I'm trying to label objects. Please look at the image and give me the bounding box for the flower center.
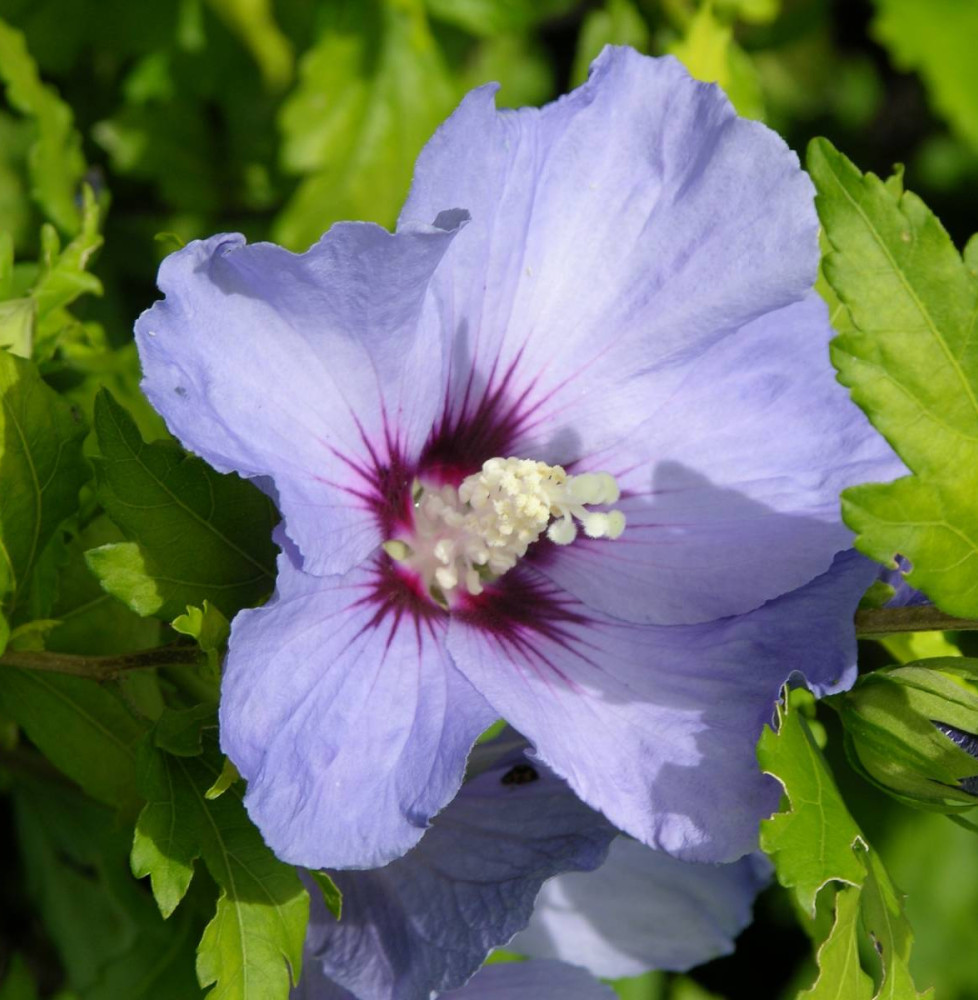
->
[383,457,625,604]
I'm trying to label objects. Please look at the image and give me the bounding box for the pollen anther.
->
[386,457,625,602]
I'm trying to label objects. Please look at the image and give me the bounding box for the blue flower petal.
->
[137,218,465,578]
[290,959,615,1000]
[303,740,614,999]
[440,960,616,999]
[448,552,875,862]
[512,838,770,976]
[534,293,903,624]
[401,48,820,492]
[221,533,496,869]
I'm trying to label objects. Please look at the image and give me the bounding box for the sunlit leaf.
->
[131,741,201,920]
[424,0,576,36]
[29,185,104,360]
[880,630,961,666]
[0,17,85,233]
[668,1,764,119]
[460,34,554,108]
[32,187,102,319]
[570,0,649,88]
[171,602,230,658]
[275,0,456,250]
[204,756,240,800]
[759,693,934,998]
[203,0,293,91]
[872,0,978,154]
[810,138,978,618]
[45,514,162,657]
[799,886,874,1000]
[132,739,309,999]
[758,693,866,916]
[715,0,780,24]
[0,298,33,357]
[306,870,342,921]
[880,810,978,996]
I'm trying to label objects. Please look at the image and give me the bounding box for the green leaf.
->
[0,17,85,233]
[872,0,978,154]
[607,971,666,999]
[6,617,59,651]
[29,185,103,359]
[85,541,168,617]
[132,740,309,999]
[205,756,240,800]
[0,350,88,634]
[0,668,145,809]
[759,693,934,998]
[203,0,293,90]
[172,601,230,661]
[879,809,978,996]
[46,514,162,656]
[965,233,978,275]
[153,704,219,757]
[90,390,276,620]
[834,661,978,809]
[799,886,875,1000]
[32,188,102,317]
[0,232,12,300]
[131,740,201,920]
[424,0,576,36]
[861,848,914,977]
[13,777,202,999]
[93,96,223,217]
[0,954,38,1000]
[758,694,866,916]
[0,298,34,357]
[458,34,554,109]
[667,1,764,119]
[570,0,649,88]
[879,630,961,666]
[715,0,780,24]
[307,870,343,921]
[172,602,228,689]
[274,0,457,250]
[809,138,978,618]
[667,980,723,1000]
[0,117,32,254]
[58,336,168,446]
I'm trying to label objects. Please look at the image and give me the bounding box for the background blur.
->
[1,0,977,997]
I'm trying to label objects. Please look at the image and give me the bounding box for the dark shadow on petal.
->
[451,464,871,860]
[531,460,853,628]
[301,740,613,999]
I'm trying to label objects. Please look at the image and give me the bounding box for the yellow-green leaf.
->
[810,137,978,618]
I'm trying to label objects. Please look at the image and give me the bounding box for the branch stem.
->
[0,643,205,680]
[855,606,978,637]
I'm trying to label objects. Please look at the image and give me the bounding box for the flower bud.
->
[835,658,978,809]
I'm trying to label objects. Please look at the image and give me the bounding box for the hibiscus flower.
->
[136,47,899,870]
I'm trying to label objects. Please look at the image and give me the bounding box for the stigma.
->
[383,457,625,604]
